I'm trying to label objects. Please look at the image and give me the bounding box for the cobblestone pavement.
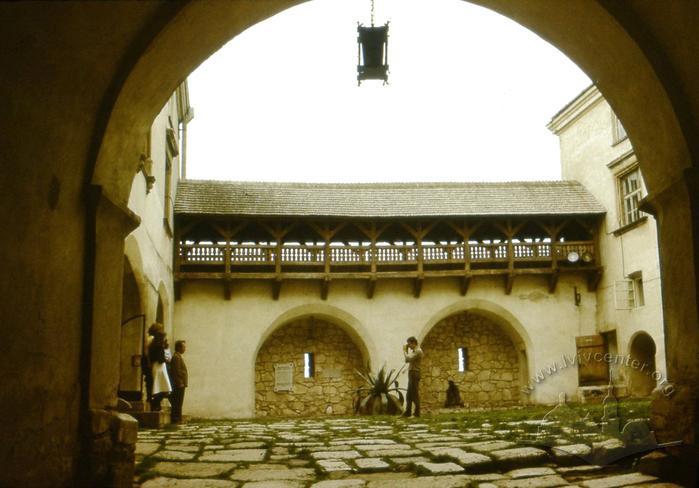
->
[134,416,680,487]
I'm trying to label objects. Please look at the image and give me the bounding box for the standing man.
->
[402,336,423,417]
[169,340,188,424]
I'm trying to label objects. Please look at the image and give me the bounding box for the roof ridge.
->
[179,179,580,187]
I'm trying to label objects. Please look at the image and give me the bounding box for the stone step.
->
[132,410,170,429]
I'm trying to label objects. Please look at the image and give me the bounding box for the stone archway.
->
[421,311,521,411]
[628,332,657,397]
[255,315,365,417]
[85,0,699,443]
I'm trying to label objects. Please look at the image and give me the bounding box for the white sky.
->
[186,0,591,183]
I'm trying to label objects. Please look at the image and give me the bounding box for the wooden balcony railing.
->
[178,241,596,270]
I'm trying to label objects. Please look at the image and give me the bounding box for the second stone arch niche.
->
[255,316,365,417]
[421,311,522,410]
[627,332,657,397]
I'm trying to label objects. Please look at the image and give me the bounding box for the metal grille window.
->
[619,168,643,226]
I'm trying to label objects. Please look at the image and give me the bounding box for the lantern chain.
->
[370,0,375,26]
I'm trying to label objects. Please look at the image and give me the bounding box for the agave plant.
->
[353,364,406,415]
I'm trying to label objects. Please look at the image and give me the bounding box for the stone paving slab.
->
[152,450,197,461]
[365,448,423,457]
[228,441,268,449]
[311,450,362,460]
[307,445,354,453]
[164,445,201,453]
[311,481,367,488]
[141,477,238,488]
[151,462,237,478]
[415,461,465,474]
[331,439,396,446]
[465,440,517,453]
[317,459,353,473]
[389,456,430,465]
[136,442,161,456]
[240,481,304,488]
[230,466,315,481]
[578,473,658,488]
[365,474,472,488]
[359,443,413,451]
[506,467,557,479]
[429,447,493,471]
[551,444,592,465]
[200,449,267,463]
[354,457,390,471]
[494,475,568,487]
[489,447,548,468]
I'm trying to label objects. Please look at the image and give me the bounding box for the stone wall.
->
[421,312,520,410]
[255,317,364,417]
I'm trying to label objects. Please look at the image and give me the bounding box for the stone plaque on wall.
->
[322,367,342,379]
[274,362,294,392]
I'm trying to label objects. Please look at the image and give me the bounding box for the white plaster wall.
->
[554,89,667,385]
[175,273,595,418]
[125,97,180,338]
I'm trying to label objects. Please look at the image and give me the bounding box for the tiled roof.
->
[174,180,606,218]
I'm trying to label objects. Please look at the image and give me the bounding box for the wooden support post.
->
[587,268,603,291]
[367,277,376,299]
[460,274,471,296]
[549,269,560,293]
[505,273,514,295]
[272,278,282,300]
[174,225,182,301]
[321,277,330,300]
[542,221,564,294]
[260,221,294,298]
[496,219,523,295]
[401,221,435,298]
[413,277,423,298]
[448,220,477,295]
[223,280,232,300]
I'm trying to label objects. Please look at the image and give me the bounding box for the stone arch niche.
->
[255,315,366,417]
[421,310,522,410]
[118,255,145,400]
[628,332,657,397]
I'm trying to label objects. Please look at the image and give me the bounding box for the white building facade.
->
[548,85,667,398]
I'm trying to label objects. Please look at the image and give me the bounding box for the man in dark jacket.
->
[169,340,188,423]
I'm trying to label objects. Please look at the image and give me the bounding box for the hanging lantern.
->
[357,0,389,85]
[357,24,389,85]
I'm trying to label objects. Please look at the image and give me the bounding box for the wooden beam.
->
[177,220,199,239]
[175,266,600,282]
[223,280,232,300]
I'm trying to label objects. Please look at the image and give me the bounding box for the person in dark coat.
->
[168,340,188,423]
